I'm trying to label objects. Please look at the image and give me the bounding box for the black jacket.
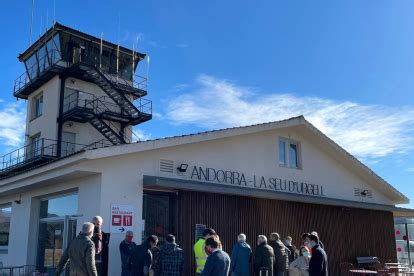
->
[254,242,275,276]
[285,244,297,263]
[309,245,328,276]
[129,241,153,276]
[268,240,289,272]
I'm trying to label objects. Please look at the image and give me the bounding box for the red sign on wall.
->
[110,204,134,234]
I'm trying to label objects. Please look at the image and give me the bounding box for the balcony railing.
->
[14,47,148,97]
[0,138,111,174]
[62,90,152,119]
[13,49,64,96]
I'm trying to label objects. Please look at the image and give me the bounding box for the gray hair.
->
[126,230,134,237]
[82,222,94,235]
[238,233,246,242]
[270,232,280,240]
[92,216,103,224]
[311,231,319,237]
[258,235,267,244]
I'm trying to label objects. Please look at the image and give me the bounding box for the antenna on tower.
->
[116,12,121,82]
[100,32,103,72]
[146,55,150,89]
[29,0,35,45]
[132,42,135,84]
[39,15,43,37]
[53,0,56,24]
[46,9,49,32]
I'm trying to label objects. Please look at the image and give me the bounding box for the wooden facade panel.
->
[177,191,397,275]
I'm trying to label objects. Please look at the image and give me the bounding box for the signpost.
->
[110,204,134,234]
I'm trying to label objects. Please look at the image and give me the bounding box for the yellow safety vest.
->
[194,239,207,273]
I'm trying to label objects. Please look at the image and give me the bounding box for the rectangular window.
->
[31,93,43,119]
[289,143,298,168]
[278,140,286,165]
[278,137,301,169]
[40,193,78,218]
[0,206,11,247]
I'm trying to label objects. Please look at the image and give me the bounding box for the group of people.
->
[54,217,328,276]
[193,229,328,276]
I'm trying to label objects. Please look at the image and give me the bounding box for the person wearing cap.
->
[194,228,218,275]
[310,231,325,250]
[120,231,136,276]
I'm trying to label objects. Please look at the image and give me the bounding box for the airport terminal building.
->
[0,23,413,275]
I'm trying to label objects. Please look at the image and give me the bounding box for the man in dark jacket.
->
[129,235,158,276]
[283,236,297,263]
[305,234,328,276]
[202,236,230,276]
[154,234,184,276]
[230,233,252,276]
[254,235,274,276]
[91,216,110,276]
[268,233,289,276]
[56,222,97,276]
[120,230,136,276]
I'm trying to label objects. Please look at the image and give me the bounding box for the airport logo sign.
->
[178,164,325,197]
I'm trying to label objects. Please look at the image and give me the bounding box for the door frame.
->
[142,190,178,244]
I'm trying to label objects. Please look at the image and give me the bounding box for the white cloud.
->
[0,101,26,150]
[165,74,414,160]
[132,128,152,142]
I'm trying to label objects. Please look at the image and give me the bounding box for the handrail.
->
[63,90,152,117]
[14,47,148,96]
[0,138,105,172]
[14,49,63,95]
[62,90,147,144]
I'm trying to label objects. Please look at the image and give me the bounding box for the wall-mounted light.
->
[14,194,21,204]
[177,163,189,173]
[361,190,369,197]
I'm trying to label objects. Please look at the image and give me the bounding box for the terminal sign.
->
[188,165,325,197]
[110,204,134,234]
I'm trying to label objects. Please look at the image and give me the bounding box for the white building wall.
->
[26,76,61,141]
[0,174,102,267]
[25,75,134,148]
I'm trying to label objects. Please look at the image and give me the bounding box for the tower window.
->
[31,93,43,119]
[278,137,301,169]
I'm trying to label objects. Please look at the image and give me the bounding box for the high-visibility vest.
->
[194,239,207,273]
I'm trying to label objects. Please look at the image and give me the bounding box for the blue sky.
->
[0,0,413,207]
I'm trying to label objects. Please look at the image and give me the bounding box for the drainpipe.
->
[57,74,66,157]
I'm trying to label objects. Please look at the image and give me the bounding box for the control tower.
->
[1,22,152,176]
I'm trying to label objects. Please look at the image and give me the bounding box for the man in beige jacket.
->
[56,222,98,276]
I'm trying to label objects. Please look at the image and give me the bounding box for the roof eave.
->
[18,22,146,62]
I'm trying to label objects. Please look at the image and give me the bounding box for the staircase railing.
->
[62,90,146,144]
[63,90,151,119]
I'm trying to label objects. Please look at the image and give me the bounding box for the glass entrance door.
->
[36,193,79,275]
[143,191,177,246]
[36,217,77,275]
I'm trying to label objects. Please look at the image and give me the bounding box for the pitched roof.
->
[88,115,409,204]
